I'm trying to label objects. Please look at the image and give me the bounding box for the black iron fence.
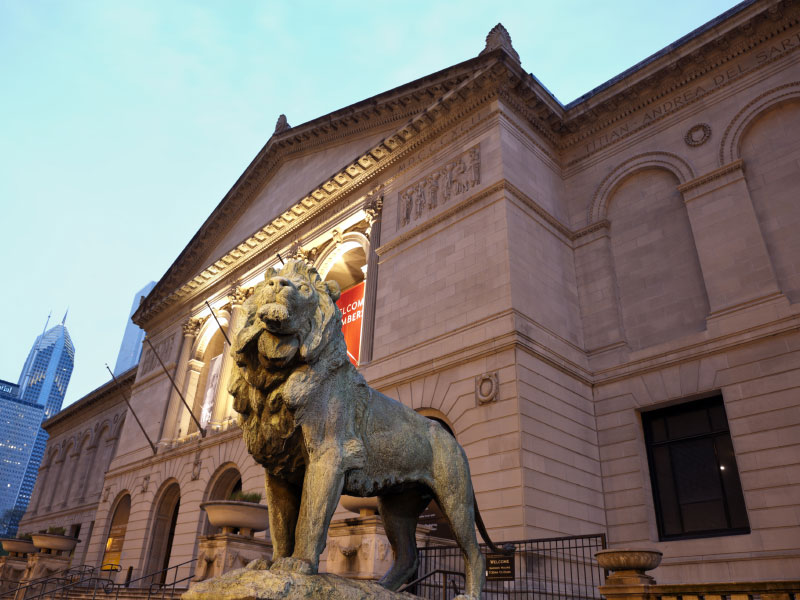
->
[409,534,607,600]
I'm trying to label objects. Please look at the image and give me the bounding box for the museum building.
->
[18,0,800,589]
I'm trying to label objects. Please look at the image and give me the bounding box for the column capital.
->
[183,317,204,337]
[227,286,250,306]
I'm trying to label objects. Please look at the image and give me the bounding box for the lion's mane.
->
[228,260,347,480]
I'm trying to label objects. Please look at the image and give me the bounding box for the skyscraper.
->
[113,281,155,376]
[0,380,45,536]
[0,314,74,536]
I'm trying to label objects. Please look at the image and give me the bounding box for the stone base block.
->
[183,566,418,599]
[21,552,71,583]
[0,556,28,594]
[193,533,273,583]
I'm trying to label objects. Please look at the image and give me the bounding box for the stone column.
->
[210,287,248,428]
[179,359,205,437]
[158,317,203,446]
[359,196,382,365]
[678,160,785,329]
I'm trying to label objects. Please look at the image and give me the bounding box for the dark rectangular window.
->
[642,395,750,540]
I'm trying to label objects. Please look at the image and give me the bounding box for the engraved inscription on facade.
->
[397,146,480,228]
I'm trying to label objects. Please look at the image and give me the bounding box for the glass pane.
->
[666,406,710,439]
[708,401,728,432]
[648,416,668,443]
[681,499,727,532]
[715,434,750,530]
[652,446,682,536]
[671,438,722,504]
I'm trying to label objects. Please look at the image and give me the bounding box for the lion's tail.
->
[474,498,514,555]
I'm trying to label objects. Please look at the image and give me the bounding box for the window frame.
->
[642,394,751,541]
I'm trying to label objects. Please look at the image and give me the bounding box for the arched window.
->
[101,494,131,570]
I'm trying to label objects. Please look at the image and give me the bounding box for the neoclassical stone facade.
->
[21,0,800,587]
[18,369,131,566]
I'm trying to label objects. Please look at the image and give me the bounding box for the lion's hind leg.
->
[377,490,429,591]
[433,475,485,600]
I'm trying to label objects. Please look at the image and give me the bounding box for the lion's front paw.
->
[245,558,270,570]
[270,556,316,575]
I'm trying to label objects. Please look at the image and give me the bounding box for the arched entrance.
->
[145,482,180,583]
[318,235,368,366]
[101,493,131,570]
[203,465,242,535]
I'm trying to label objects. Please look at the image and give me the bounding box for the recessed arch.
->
[416,407,456,438]
[201,462,244,536]
[143,479,181,583]
[588,151,694,223]
[315,232,369,286]
[719,81,800,166]
[101,491,131,570]
[192,311,230,361]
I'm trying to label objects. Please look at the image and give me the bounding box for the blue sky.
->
[0,0,741,407]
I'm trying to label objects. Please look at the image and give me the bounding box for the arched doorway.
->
[203,466,242,535]
[101,493,131,570]
[145,482,180,583]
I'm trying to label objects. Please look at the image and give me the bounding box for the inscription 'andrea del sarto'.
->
[580,31,800,157]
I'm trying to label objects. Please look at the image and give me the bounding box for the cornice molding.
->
[677,159,744,195]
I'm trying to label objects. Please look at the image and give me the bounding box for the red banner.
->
[336,281,365,366]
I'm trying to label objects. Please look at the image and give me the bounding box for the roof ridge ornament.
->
[480,23,520,63]
[274,114,290,135]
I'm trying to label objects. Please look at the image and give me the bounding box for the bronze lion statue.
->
[228,259,504,599]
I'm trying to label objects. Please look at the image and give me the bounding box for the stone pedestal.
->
[0,555,28,594]
[326,513,434,581]
[20,552,72,587]
[192,534,273,583]
[184,566,417,599]
[596,548,662,600]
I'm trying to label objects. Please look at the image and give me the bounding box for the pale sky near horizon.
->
[0,0,741,408]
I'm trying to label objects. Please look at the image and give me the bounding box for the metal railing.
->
[412,533,607,600]
[0,564,98,599]
[400,570,466,599]
[17,558,195,600]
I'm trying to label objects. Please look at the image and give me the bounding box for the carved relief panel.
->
[396,145,480,228]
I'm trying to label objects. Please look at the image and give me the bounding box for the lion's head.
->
[233,259,343,369]
[227,260,347,473]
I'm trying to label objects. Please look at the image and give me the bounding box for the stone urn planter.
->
[340,495,379,517]
[31,533,80,555]
[595,548,662,585]
[0,537,36,557]
[201,500,269,537]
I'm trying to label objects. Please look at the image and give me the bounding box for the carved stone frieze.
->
[140,334,176,375]
[397,146,480,228]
